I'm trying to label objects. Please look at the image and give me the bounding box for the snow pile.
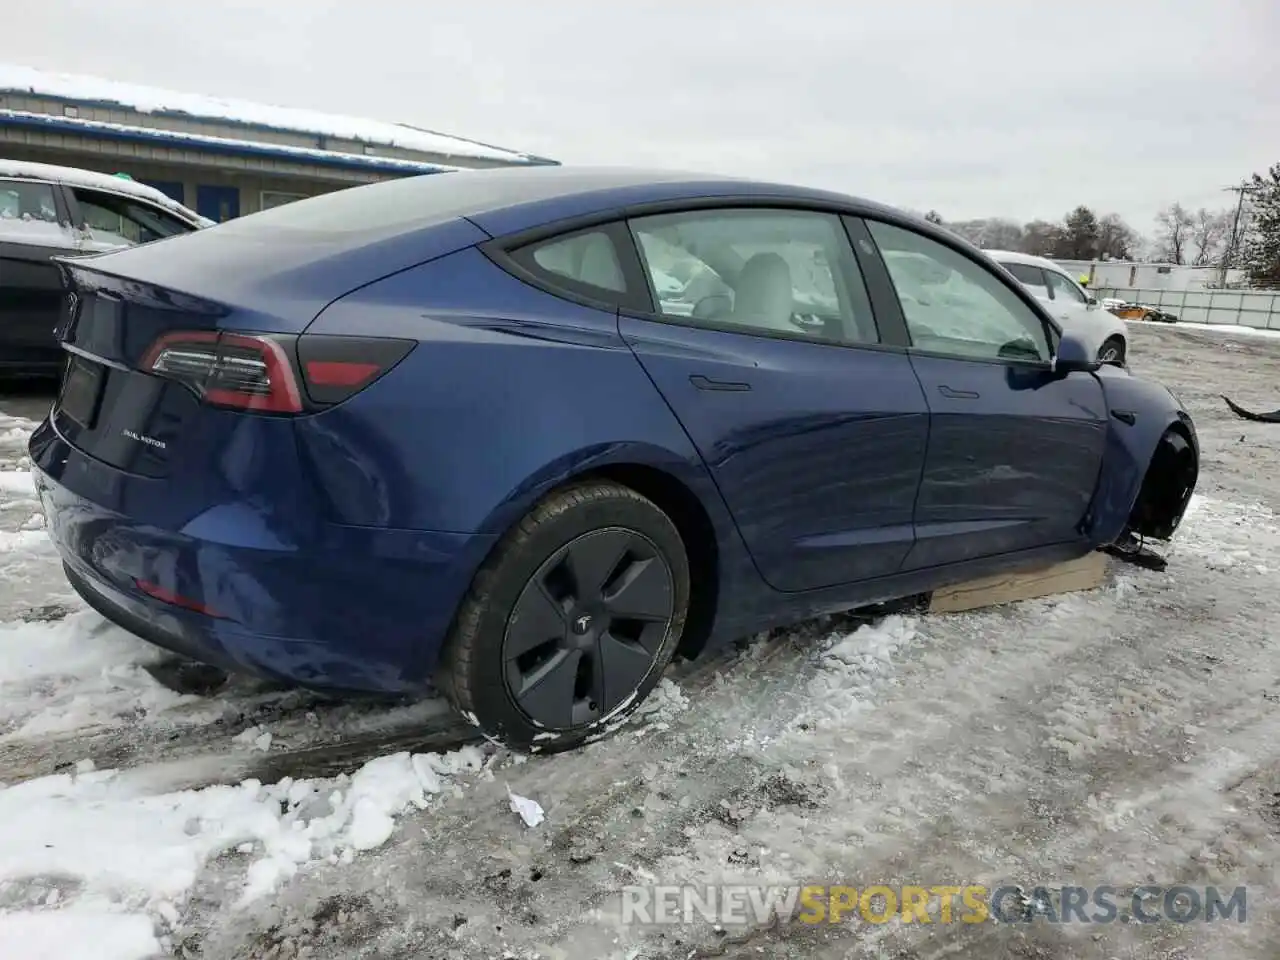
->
[798,614,919,729]
[0,610,203,739]
[628,677,690,735]
[0,910,162,960]
[0,746,486,954]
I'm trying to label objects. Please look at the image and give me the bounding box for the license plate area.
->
[59,356,105,429]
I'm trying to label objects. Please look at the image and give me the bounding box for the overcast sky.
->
[17,0,1279,229]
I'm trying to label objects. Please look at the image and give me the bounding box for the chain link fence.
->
[1093,287,1280,330]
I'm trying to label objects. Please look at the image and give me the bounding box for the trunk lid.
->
[49,205,487,476]
[54,212,489,333]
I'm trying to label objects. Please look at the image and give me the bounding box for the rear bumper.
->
[31,422,495,694]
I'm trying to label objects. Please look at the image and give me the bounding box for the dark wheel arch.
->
[1127,423,1198,540]
[583,463,719,661]
[1098,335,1126,365]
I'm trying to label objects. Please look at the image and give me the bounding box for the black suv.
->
[0,160,208,377]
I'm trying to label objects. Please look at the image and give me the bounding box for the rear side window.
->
[502,225,648,311]
[524,229,626,292]
[999,262,1050,299]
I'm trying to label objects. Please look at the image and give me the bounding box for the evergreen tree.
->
[1242,163,1280,283]
[1056,206,1101,259]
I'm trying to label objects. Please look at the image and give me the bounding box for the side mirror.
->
[1086,295,1098,307]
[1052,329,1102,373]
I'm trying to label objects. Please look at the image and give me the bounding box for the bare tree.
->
[943,217,1024,250]
[1188,207,1231,266]
[1096,214,1138,260]
[1153,204,1193,264]
[1020,220,1061,256]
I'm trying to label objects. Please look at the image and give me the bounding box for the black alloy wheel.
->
[436,481,691,753]
[502,528,676,729]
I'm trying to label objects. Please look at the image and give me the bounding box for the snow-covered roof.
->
[0,63,552,166]
[0,109,463,178]
[0,156,210,225]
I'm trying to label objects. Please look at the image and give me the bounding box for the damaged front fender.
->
[1081,369,1200,546]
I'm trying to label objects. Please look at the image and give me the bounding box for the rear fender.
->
[1082,369,1199,544]
[296,247,736,539]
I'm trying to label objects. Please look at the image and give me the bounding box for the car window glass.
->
[519,229,627,294]
[0,179,71,246]
[72,188,192,247]
[999,262,1051,300]
[628,208,878,345]
[1045,270,1089,305]
[868,221,1050,363]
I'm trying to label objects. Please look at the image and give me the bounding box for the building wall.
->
[0,92,519,169]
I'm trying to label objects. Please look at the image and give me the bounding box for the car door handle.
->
[690,375,751,392]
[938,385,979,399]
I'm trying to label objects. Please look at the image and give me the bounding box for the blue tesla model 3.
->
[30,166,1199,752]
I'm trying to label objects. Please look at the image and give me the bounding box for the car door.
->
[612,205,929,593]
[854,218,1108,570]
[0,177,80,370]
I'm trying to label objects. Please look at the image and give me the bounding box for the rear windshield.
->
[204,168,660,240]
[203,173,479,238]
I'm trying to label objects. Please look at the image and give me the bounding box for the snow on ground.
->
[2,321,1280,959]
[1128,316,1280,340]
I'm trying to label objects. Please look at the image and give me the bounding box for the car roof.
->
[221,164,935,241]
[983,249,1072,275]
[0,157,211,225]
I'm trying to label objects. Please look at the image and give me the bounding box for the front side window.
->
[72,188,193,247]
[1045,270,1089,305]
[628,208,878,345]
[868,221,1050,363]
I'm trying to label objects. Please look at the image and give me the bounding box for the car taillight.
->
[141,331,415,412]
[296,334,416,406]
[142,331,304,413]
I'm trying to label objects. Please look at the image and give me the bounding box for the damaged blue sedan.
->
[30,166,1198,752]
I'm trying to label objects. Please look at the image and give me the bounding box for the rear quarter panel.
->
[296,246,737,543]
[1084,367,1197,544]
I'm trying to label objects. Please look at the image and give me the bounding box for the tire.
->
[437,481,690,753]
[1097,336,1125,365]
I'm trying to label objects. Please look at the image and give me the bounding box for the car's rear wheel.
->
[437,481,690,753]
[1098,336,1126,365]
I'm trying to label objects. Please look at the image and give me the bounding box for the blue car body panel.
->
[1082,366,1197,545]
[618,315,929,591]
[28,167,1199,694]
[900,354,1109,568]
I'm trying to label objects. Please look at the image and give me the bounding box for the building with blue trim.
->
[0,64,556,221]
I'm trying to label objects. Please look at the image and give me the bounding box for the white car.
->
[983,250,1128,366]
